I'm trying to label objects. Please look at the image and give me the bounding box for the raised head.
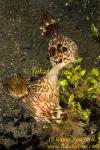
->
[40,12,78,67]
[40,12,59,37]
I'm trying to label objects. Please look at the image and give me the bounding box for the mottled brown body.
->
[48,35,78,66]
[22,76,63,123]
[5,74,64,123]
[4,13,78,123]
[40,13,78,67]
[40,13,58,37]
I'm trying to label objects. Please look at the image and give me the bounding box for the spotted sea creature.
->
[40,13,78,66]
[4,73,65,123]
[4,13,78,123]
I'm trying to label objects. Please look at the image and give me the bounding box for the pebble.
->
[65,2,69,6]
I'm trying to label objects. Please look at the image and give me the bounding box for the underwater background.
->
[0,0,100,149]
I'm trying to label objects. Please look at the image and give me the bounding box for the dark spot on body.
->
[49,47,56,57]
[54,60,59,64]
[57,44,62,51]
[59,58,62,63]
[63,47,68,51]
[53,111,57,117]
[30,74,43,82]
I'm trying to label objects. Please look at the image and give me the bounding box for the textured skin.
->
[5,14,78,123]
[22,76,63,123]
[49,34,78,66]
[40,14,78,67]
[4,74,29,98]
[5,74,64,123]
